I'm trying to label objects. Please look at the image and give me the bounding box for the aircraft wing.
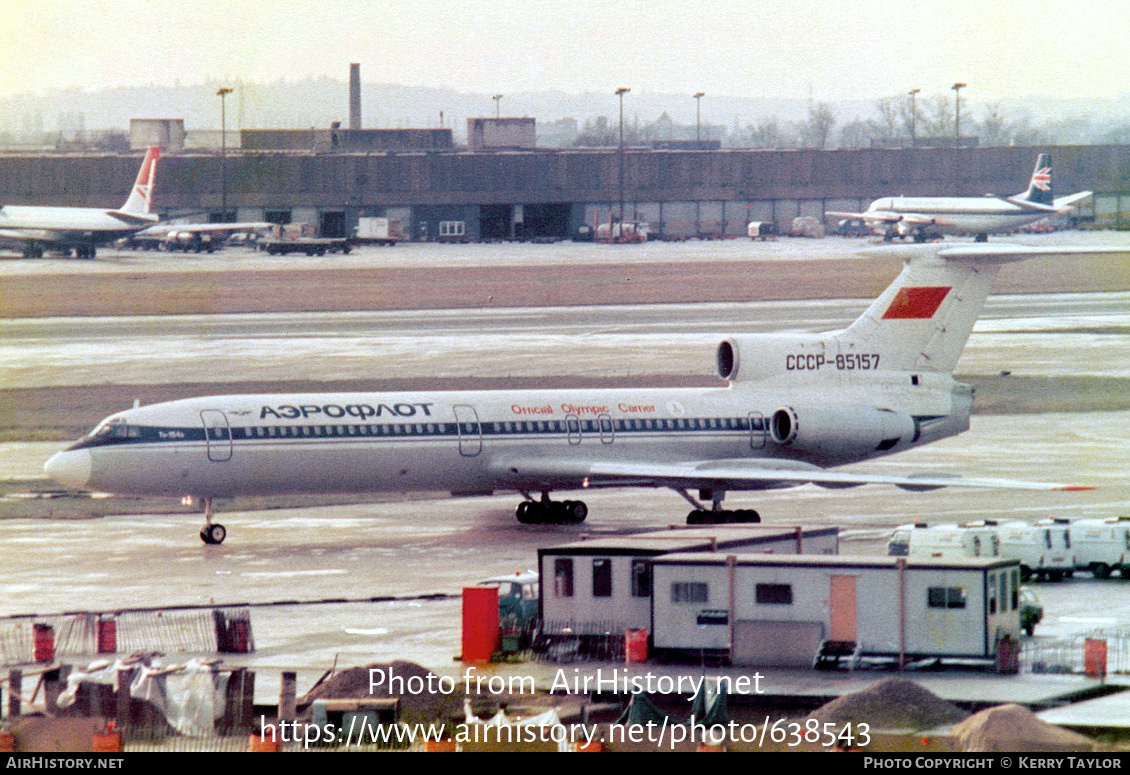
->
[826,210,935,226]
[492,456,1090,493]
[138,222,273,236]
[826,209,901,224]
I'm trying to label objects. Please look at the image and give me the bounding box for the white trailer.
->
[1070,517,1130,578]
[650,554,1022,668]
[354,216,404,245]
[996,519,1074,582]
[537,526,838,637]
[887,522,1000,559]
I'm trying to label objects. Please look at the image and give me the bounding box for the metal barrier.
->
[1023,629,1130,675]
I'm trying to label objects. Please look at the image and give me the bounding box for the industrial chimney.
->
[349,63,361,130]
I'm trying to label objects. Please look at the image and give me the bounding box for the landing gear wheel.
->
[514,498,588,525]
[564,500,588,523]
[200,523,226,544]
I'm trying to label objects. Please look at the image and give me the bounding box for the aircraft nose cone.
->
[45,450,92,490]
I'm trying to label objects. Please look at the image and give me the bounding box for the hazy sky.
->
[3,0,1129,103]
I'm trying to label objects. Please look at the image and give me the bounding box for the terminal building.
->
[0,142,1126,240]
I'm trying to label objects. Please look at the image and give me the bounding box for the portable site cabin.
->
[997,519,1074,581]
[650,554,1022,667]
[537,526,839,638]
[888,522,1001,559]
[1071,517,1130,578]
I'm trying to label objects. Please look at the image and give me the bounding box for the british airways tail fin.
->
[119,146,160,215]
[1016,152,1053,206]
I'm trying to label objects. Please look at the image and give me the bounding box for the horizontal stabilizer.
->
[1054,190,1093,209]
[106,210,160,226]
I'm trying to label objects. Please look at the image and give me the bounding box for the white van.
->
[995,519,1074,582]
[1070,517,1130,578]
[887,522,1000,559]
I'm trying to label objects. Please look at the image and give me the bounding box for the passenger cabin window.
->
[592,559,612,598]
[553,559,574,598]
[671,582,708,604]
[755,583,793,605]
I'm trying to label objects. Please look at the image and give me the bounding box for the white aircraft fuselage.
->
[49,383,969,500]
[46,242,1116,543]
[865,195,1054,237]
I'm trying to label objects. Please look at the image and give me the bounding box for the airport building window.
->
[439,220,466,237]
[671,582,708,604]
[755,583,793,605]
[592,558,612,597]
[554,559,574,598]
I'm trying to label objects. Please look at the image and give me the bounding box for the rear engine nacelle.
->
[717,334,828,382]
[769,406,917,458]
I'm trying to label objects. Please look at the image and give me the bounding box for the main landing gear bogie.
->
[516,498,588,525]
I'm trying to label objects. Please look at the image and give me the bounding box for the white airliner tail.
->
[843,244,1122,373]
[117,146,160,216]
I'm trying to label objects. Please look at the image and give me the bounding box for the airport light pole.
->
[217,87,233,220]
[907,88,920,146]
[616,87,630,224]
[694,91,705,144]
[951,82,966,146]
[493,93,503,118]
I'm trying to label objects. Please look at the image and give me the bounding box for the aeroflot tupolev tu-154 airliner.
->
[45,242,1117,544]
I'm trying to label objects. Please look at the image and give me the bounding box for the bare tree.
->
[802,102,836,149]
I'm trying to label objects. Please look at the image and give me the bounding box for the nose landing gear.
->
[198,497,228,545]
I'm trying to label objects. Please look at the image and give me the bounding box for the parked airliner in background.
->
[45,242,1117,544]
[0,147,160,258]
[826,153,1092,243]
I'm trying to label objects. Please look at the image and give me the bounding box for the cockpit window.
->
[91,420,139,440]
[68,418,140,450]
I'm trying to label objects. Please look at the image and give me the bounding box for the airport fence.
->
[533,620,628,663]
[0,607,254,666]
[1023,629,1130,675]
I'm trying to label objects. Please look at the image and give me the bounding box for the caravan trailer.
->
[650,554,1022,667]
[1070,517,1130,578]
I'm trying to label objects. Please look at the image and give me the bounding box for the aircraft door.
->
[598,413,615,445]
[200,410,232,462]
[453,404,482,457]
[566,413,582,446]
[748,411,766,449]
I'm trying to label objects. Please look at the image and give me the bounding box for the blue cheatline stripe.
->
[68,415,769,450]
